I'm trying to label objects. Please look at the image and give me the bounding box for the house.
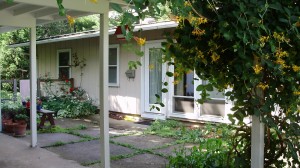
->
[11,21,233,123]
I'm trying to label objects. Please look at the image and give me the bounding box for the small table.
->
[38,109,56,128]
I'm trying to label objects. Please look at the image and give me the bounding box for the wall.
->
[37,27,174,115]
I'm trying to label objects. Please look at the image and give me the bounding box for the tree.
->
[110,0,300,167]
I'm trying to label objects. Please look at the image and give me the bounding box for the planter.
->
[2,118,13,131]
[14,119,27,125]
[13,123,27,137]
[4,122,18,133]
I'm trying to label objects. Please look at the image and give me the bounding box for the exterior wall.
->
[37,28,174,115]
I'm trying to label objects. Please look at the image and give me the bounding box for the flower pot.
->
[15,119,27,125]
[4,122,18,133]
[13,123,27,137]
[2,118,13,131]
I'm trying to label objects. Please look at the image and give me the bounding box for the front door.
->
[142,42,166,119]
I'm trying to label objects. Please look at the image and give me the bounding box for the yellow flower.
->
[89,0,98,3]
[258,82,269,90]
[192,28,205,36]
[259,36,269,47]
[253,65,263,74]
[296,21,300,27]
[66,15,75,26]
[275,58,285,65]
[211,52,220,62]
[149,64,154,70]
[184,1,191,7]
[134,36,146,46]
[293,91,300,95]
[292,65,300,72]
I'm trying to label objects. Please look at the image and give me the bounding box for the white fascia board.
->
[9,21,178,47]
[14,0,109,13]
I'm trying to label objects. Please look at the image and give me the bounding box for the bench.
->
[38,109,56,129]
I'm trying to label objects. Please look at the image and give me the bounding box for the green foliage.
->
[168,138,235,168]
[43,95,97,118]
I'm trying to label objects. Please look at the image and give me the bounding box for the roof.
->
[9,21,178,47]
[0,0,127,33]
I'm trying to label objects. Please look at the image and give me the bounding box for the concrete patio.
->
[0,116,194,168]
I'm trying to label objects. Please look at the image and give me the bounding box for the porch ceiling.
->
[0,0,127,32]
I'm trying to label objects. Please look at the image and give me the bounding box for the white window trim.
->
[109,44,120,87]
[57,49,71,79]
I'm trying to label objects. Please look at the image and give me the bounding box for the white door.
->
[142,42,166,120]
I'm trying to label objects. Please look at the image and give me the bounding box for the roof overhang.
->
[9,21,178,47]
[0,0,127,33]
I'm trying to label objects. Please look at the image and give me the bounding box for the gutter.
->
[9,21,178,48]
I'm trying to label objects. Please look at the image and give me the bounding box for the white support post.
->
[30,23,37,147]
[99,8,110,168]
[251,115,264,168]
[0,65,2,132]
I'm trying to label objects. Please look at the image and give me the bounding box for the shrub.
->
[42,95,97,118]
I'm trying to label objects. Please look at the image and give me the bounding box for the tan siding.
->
[36,28,173,115]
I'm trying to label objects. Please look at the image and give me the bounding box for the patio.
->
[0,116,195,168]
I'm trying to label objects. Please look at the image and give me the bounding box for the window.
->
[57,49,71,79]
[109,45,119,86]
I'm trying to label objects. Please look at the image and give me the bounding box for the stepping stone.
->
[111,153,169,168]
[19,133,82,147]
[77,128,141,138]
[46,140,135,163]
[77,128,100,138]
[154,143,196,156]
[112,134,175,149]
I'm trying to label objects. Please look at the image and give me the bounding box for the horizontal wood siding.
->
[36,28,174,115]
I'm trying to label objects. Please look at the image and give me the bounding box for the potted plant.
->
[14,113,28,124]
[13,121,27,137]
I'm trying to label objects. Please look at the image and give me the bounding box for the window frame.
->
[109,44,120,87]
[57,49,71,79]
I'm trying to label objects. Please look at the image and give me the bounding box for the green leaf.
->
[155,94,160,98]
[155,107,160,111]
[206,85,214,91]
[166,71,173,77]
[111,3,123,13]
[159,103,165,107]
[163,82,168,86]
[196,85,204,91]
[161,88,168,93]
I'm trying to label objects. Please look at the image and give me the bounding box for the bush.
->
[42,95,97,118]
[168,138,235,168]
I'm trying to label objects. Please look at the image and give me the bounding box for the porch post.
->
[251,115,264,168]
[99,4,110,168]
[0,65,2,132]
[30,23,37,147]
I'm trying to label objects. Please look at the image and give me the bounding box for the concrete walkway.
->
[0,115,194,168]
[0,133,86,168]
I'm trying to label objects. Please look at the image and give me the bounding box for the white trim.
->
[57,49,71,79]
[9,21,178,48]
[108,44,120,87]
[141,40,167,119]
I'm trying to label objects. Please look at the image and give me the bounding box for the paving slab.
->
[112,134,175,149]
[154,143,196,156]
[55,118,99,129]
[19,133,82,147]
[88,154,168,168]
[76,128,142,138]
[46,140,136,163]
[112,153,168,168]
[0,133,86,168]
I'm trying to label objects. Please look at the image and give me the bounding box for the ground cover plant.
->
[145,119,235,167]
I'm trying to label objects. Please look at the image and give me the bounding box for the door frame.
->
[141,40,167,120]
